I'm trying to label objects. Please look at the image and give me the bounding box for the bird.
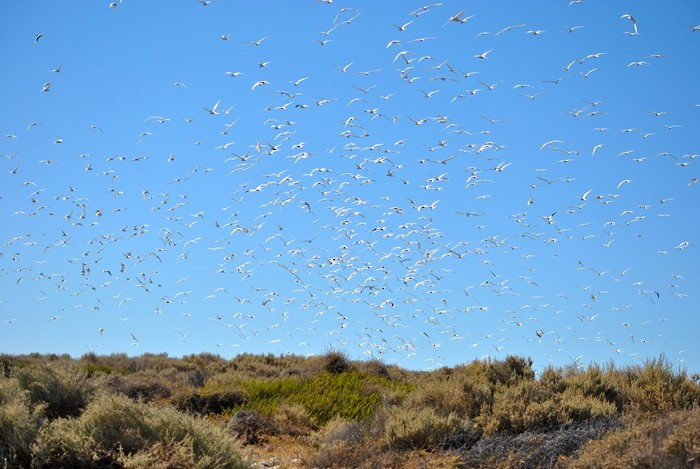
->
[445,9,474,26]
[620,14,638,34]
[391,20,413,31]
[617,179,632,189]
[243,35,268,46]
[203,99,221,114]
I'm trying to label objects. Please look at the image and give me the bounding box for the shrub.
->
[15,362,93,419]
[31,393,250,468]
[384,407,463,451]
[323,350,352,374]
[460,416,621,469]
[308,417,392,469]
[485,356,535,386]
[177,389,247,415]
[625,356,700,414]
[562,364,624,412]
[355,359,391,379]
[227,409,277,445]
[318,417,363,447]
[188,369,208,388]
[274,402,316,436]
[109,372,173,402]
[481,380,552,435]
[0,378,45,467]
[569,408,700,469]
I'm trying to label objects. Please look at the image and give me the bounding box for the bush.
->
[227,409,277,445]
[0,378,45,467]
[31,393,250,468]
[274,402,316,436]
[109,372,173,402]
[460,416,621,469]
[177,389,247,415]
[15,362,93,419]
[384,407,463,451]
[626,356,700,414]
[569,408,700,469]
[323,351,352,374]
[308,417,390,469]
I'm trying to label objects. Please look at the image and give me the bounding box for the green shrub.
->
[31,393,250,468]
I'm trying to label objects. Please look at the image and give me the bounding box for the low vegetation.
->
[1,352,698,468]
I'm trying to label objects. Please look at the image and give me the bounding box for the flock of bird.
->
[1,1,698,372]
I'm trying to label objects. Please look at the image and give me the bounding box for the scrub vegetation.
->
[1,352,698,468]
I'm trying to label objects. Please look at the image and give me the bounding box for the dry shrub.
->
[15,362,93,419]
[177,389,247,415]
[319,417,363,446]
[227,409,277,445]
[323,351,353,374]
[568,408,700,469]
[31,393,250,469]
[230,353,312,379]
[481,380,551,435]
[109,372,173,403]
[0,378,46,467]
[308,417,394,469]
[562,364,624,411]
[460,416,621,469]
[384,407,463,451]
[355,359,391,379]
[274,402,316,437]
[625,357,700,414]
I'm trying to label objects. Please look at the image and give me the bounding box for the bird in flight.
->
[474,49,493,60]
[203,99,221,115]
[243,35,268,46]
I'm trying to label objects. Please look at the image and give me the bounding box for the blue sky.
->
[1,1,698,373]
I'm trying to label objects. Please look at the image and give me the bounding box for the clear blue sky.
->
[1,1,698,374]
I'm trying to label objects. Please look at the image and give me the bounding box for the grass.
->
[0,352,697,468]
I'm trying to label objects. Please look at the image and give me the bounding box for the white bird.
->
[474,49,493,59]
[620,14,638,34]
[592,143,606,156]
[617,179,632,189]
[203,99,221,114]
[579,189,593,201]
[243,35,268,46]
[392,20,413,31]
[445,9,475,26]
[289,77,308,86]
